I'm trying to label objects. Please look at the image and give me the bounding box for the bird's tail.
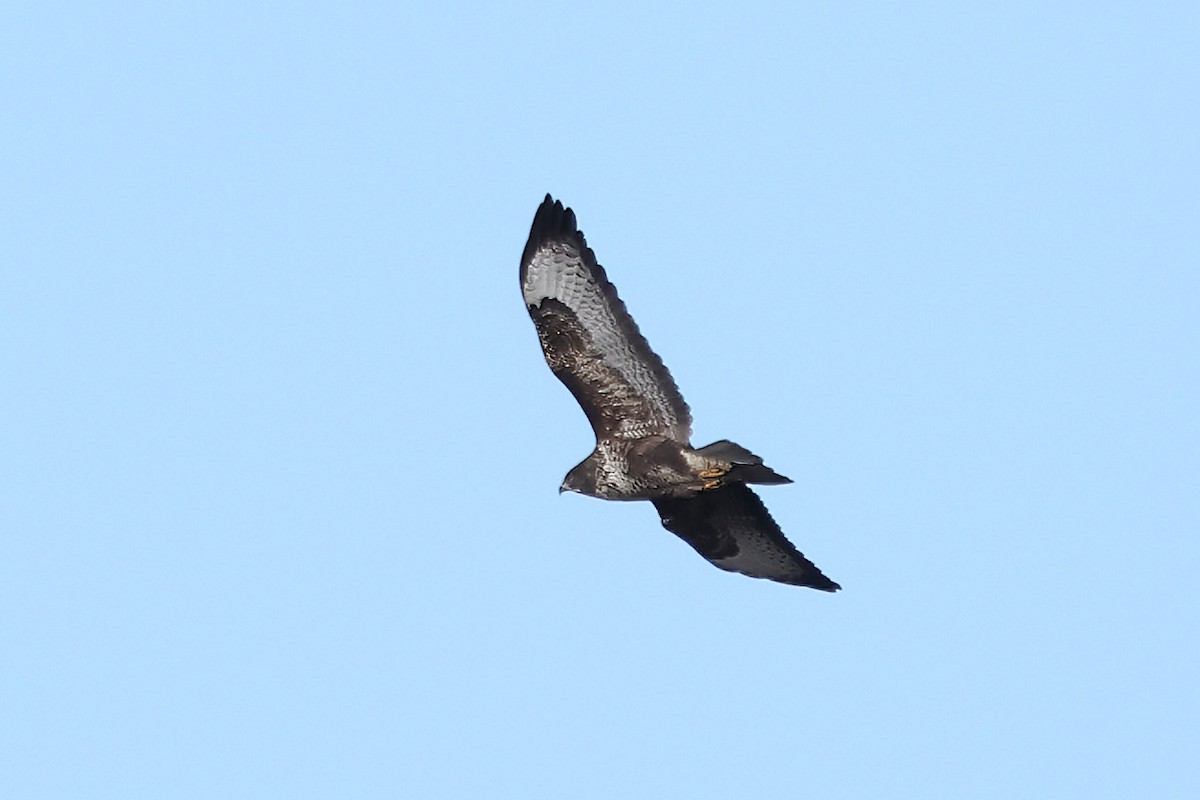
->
[695,439,793,485]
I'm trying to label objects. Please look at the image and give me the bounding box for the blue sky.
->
[2,2,1197,797]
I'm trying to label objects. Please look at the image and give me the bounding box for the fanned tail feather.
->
[695,439,793,485]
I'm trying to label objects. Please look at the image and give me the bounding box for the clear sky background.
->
[3,2,1197,797]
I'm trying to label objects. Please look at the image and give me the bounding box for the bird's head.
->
[560,457,598,496]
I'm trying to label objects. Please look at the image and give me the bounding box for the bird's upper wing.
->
[520,195,691,443]
[653,484,840,590]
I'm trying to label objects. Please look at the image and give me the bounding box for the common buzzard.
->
[520,195,839,591]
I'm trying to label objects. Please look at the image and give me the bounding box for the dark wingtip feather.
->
[521,194,584,282]
[809,575,842,592]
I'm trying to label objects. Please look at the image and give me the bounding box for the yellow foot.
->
[698,468,725,479]
[702,479,723,491]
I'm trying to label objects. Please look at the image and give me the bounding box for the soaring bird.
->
[520,195,839,591]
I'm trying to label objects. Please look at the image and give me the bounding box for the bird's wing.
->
[653,484,840,590]
[520,195,691,443]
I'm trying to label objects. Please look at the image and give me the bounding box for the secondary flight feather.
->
[520,194,839,591]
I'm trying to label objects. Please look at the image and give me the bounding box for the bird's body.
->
[562,436,792,501]
[520,195,839,591]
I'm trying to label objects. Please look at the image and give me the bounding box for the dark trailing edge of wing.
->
[653,484,841,591]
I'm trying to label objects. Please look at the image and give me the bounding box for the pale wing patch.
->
[521,243,594,309]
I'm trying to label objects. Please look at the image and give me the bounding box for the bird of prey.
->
[520,195,839,591]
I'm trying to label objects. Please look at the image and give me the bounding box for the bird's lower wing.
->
[653,484,840,591]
